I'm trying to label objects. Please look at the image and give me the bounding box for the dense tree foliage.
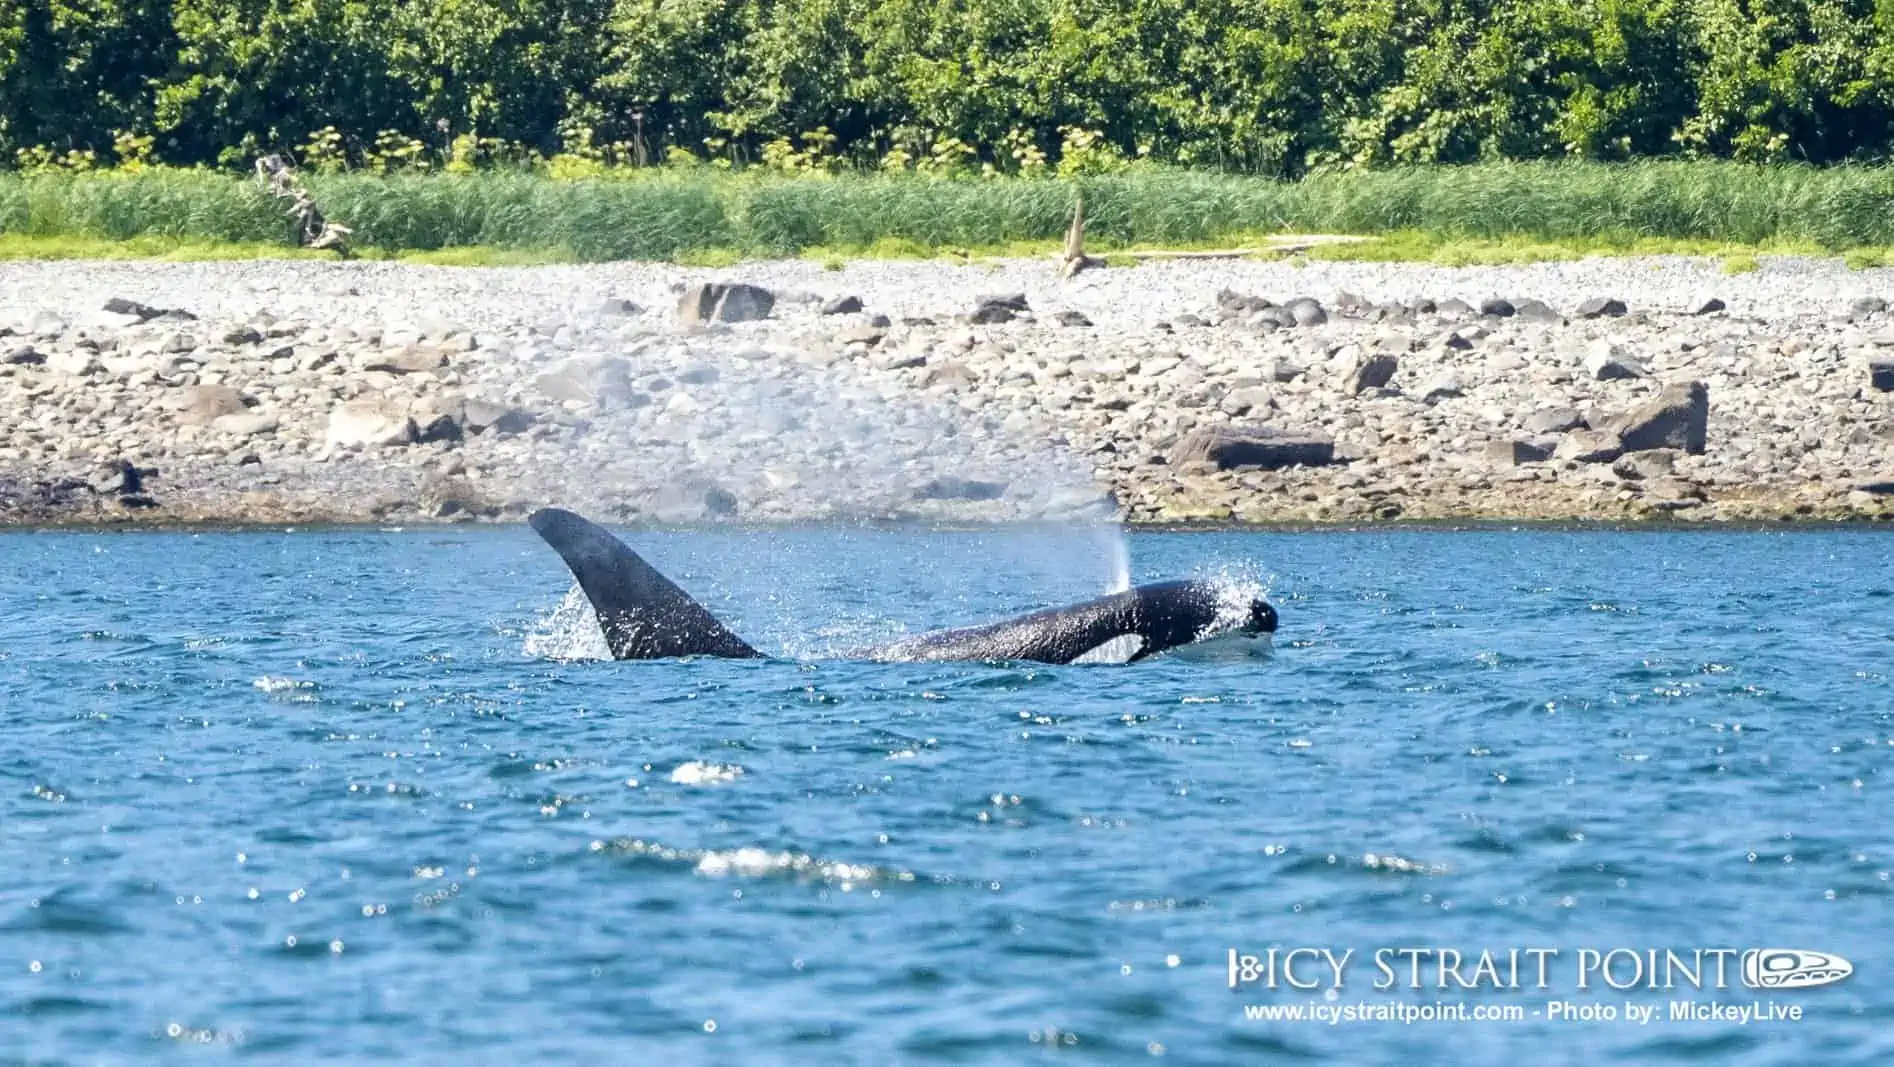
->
[3,0,1893,171]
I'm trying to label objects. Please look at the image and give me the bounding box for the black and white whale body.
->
[528,507,1277,664]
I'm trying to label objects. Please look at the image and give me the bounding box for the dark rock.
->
[969,303,1016,325]
[1344,353,1399,395]
[1485,439,1554,466]
[1555,429,1626,464]
[1252,307,1297,329]
[222,326,264,345]
[101,298,162,320]
[463,400,536,436]
[1854,479,1894,495]
[1872,359,1894,392]
[1687,296,1726,315]
[1587,346,1648,380]
[978,292,1030,313]
[1054,310,1093,327]
[678,282,776,326]
[1413,298,1438,314]
[1523,407,1586,434]
[1576,297,1628,318]
[1419,372,1463,402]
[820,295,863,315]
[1480,298,1516,318]
[1370,301,1411,323]
[1851,296,1889,319]
[913,477,1007,502]
[1285,297,1327,326]
[865,313,892,328]
[1218,291,1273,316]
[1440,331,1474,351]
[1606,380,1709,455]
[704,487,739,517]
[92,459,145,496]
[414,412,464,445]
[4,345,43,365]
[900,316,936,327]
[1168,426,1337,471]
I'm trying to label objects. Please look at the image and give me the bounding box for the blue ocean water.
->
[1,524,1890,1065]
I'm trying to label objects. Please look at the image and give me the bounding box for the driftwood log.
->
[1060,194,1106,279]
[255,154,353,257]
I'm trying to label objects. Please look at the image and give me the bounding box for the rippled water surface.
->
[2,525,1891,1064]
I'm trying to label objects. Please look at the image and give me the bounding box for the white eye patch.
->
[1072,634,1145,665]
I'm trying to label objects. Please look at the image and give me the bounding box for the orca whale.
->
[527,507,1277,664]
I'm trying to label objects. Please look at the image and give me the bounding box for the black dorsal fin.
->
[528,508,761,660]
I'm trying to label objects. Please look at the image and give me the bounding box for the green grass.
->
[7,161,1894,264]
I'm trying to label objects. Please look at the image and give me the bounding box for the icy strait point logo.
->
[1226,947,1854,993]
[1744,950,1853,990]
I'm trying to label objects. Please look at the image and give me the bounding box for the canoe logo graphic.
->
[1743,949,1853,990]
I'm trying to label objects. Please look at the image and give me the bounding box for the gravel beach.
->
[2,253,1891,527]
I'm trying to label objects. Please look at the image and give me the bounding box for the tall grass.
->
[3,161,1894,260]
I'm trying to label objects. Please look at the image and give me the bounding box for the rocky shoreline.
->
[1,254,1891,529]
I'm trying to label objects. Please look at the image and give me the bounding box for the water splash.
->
[522,584,611,662]
[591,837,922,885]
[669,761,744,786]
[1093,521,1131,595]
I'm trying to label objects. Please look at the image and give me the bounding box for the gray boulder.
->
[462,398,536,436]
[365,345,448,374]
[325,401,417,448]
[1515,299,1561,323]
[1485,439,1555,466]
[171,385,250,426]
[1555,429,1626,464]
[1523,407,1586,434]
[1419,372,1464,402]
[1576,297,1628,318]
[1586,344,1648,380]
[211,413,280,437]
[533,355,636,407]
[1285,297,1327,326]
[1606,380,1708,454]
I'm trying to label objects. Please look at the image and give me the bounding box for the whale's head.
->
[1243,597,1279,635]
